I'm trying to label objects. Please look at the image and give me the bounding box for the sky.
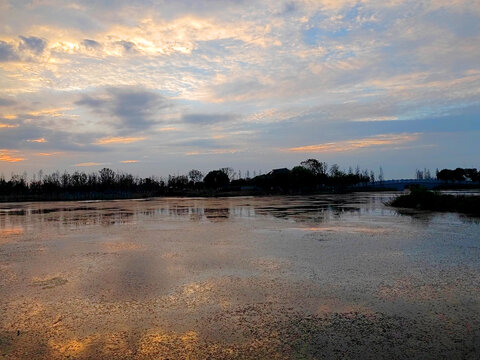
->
[0,0,479,180]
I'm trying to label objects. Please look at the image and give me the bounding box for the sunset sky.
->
[1,0,479,179]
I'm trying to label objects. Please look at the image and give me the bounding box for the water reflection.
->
[1,192,477,235]
[204,208,230,221]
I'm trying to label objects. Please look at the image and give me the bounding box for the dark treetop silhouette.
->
[0,163,478,202]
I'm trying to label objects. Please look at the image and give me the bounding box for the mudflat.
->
[1,193,479,359]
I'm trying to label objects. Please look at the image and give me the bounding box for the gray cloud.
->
[19,36,47,54]
[76,87,170,133]
[181,113,238,125]
[75,95,106,109]
[0,122,106,152]
[281,2,297,15]
[116,40,135,52]
[82,39,102,49]
[209,77,269,103]
[0,97,16,107]
[0,41,19,62]
[172,137,232,150]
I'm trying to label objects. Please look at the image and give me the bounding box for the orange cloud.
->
[120,160,138,163]
[0,150,26,162]
[27,107,71,117]
[0,123,18,128]
[352,116,399,122]
[185,149,239,156]
[27,138,47,143]
[36,152,60,156]
[286,133,420,153]
[75,162,102,167]
[156,126,178,132]
[95,136,146,145]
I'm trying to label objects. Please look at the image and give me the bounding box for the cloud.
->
[95,136,146,145]
[172,137,234,150]
[0,97,16,107]
[115,40,136,52]
[286,133,421,153]
[201,77,269,103]
[120,160,138,163]
[0,123,19,128]
[75,162,103,167]
[181,113,238,125]
[156,126,178,132]
[0,120,106,152]
[185,148,239,156]
[0,36,47,63]
[82,39,102,49]
[76,87,170,133]
[27,137,47,143]
[27,107,72,117]
[0,41,19,62]
[19,36,47,54]
[351,116,399,122]
[36,152,60,156]
[0,150,26,162]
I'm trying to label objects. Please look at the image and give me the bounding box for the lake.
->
[1,193,479,359]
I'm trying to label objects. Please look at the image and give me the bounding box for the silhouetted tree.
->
[301,159,327,176]
[415,169,424,180]
[188,169,203,183]
[99,168,115,189]
[465,168,479,181]
[437,168,478,182]
[220,167,235,181]
[204,170,229,189]
[329,164,342,178]
[290,166,316,188]
[168,175,188,189]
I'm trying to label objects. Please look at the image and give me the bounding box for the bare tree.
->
[415,169,424,180]
[329,164,341,177]
[220,167,235,181]
[379,166,384,182]
[424,168,432,180]
[355,166,361,176]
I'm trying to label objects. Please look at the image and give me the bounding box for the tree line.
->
[0,159,380,200]
[436,168,479,182]
[1,162,477,201]
[414,167,479,182]
[0,168,163,200]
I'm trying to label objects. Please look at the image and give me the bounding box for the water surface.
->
[1,193,479,359]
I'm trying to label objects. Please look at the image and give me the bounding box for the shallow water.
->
[0,193,479,359]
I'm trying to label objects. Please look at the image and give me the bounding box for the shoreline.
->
[2,185,480,204]
[0,188,398,204]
